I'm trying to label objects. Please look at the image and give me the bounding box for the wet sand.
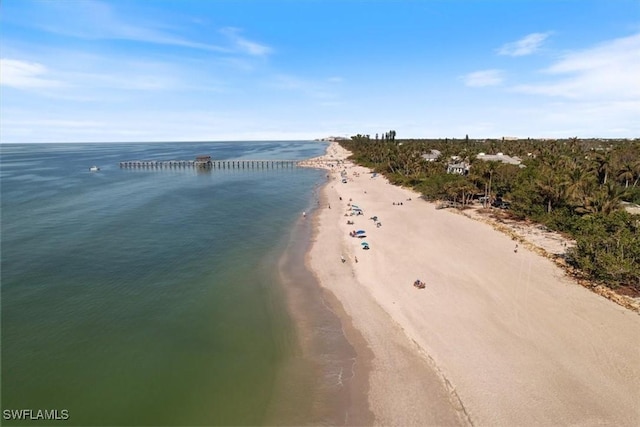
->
[267,203,374,426]
[302,142,640,426]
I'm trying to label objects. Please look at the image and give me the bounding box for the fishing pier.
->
[119,156,338,170]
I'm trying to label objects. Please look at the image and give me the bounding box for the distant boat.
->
[89,166,100,172]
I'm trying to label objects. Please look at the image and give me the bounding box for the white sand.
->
[305,142,640,426]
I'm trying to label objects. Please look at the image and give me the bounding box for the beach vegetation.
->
[340,136,640,294]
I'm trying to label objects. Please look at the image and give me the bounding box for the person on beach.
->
[355,256,358,263]
[303,211,306,218]
[341,255,346,263]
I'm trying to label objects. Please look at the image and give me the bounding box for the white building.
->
[477,152,522,165]
[421,149,442,162]
[447,161,470,175]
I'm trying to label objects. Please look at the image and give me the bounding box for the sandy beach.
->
[304,142,640,426]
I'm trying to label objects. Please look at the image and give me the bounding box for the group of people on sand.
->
[413,279,426,289]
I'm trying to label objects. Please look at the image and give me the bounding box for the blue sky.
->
[1,0,639,142]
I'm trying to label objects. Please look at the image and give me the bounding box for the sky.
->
[1,0,639,142]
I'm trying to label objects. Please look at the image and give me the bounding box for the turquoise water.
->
[1,141,327,426]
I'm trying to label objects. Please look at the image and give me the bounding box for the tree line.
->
[340,135,640,294]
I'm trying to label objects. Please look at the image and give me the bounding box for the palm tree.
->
[536,167,566,213]
[577,182,625,215]
[618,162,635,188]
[591,152,612,185]
[486,161,500,206]
[632,159,640,187]
[460,181,477,206]
[565,164,595,206]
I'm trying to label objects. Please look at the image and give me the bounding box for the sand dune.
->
[305,142,640,426]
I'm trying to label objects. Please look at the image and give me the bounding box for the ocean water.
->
[1,141,329,426]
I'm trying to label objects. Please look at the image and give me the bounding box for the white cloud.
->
[220,27,273,56]
[0,59,64,89]
[0,46,233,98]
[512,32,640,100]
[462,69,504,87]
[498,32,551,56]
[14,0,227,52]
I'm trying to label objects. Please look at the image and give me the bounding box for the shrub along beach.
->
[302,139,640,426]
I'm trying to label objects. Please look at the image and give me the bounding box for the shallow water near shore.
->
[266,191,375,426]
[1,141,332,426]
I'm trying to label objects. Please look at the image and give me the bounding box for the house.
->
[421,149,442,162]
[477,152,522,166]
[447,161,470,175]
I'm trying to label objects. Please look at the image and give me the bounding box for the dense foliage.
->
[340,135,640,293]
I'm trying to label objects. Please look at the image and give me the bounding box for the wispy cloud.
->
[14,0,228,52]
[0,59,64,89]
[12,2,275,57]
[512,32,640,99]
[498,32,551,56]
[462,69,504,87]
[0,52,227,100]
[220,27,273,56]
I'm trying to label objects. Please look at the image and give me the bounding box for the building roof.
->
[477,153,522,165]
[421,149,442,161]
[448,161,469,169]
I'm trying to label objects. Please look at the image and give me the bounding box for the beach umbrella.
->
[356,230,366,234]
[360,242,369,246]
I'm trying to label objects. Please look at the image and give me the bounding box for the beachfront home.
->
[476,153,522,166]
[421,149,442,162]
[446,161,470,175]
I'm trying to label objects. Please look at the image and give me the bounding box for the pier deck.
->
[119,158,340,169]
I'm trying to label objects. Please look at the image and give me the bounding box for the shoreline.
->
[267,192,374,426]
[303,144,469,426]
[301,142,640,426]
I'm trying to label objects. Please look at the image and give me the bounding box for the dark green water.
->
[1,141,327,426]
